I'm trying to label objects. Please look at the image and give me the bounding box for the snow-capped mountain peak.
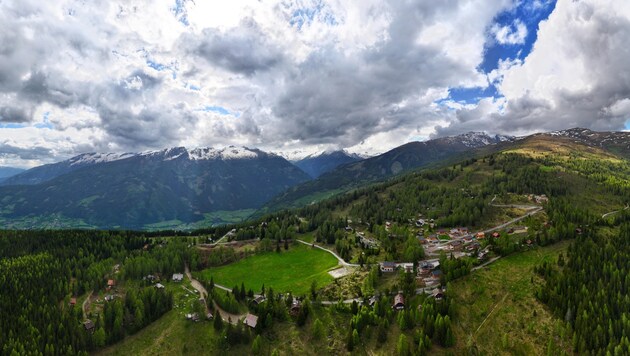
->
[445,131,515,148]
[68,152,136,166]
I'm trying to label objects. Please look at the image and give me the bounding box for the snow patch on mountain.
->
[69,152,135,166]
[444,132,515,148]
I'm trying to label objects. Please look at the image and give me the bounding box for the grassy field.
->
[97,278,221,356]
[194,242,339,296]
[443,240,573,355]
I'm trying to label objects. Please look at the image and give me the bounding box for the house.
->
[244,313,258,328]
[575,228,583,235]
[252,296,267,305]
[172,273,184,282]
[465,242,480,252]
[345,226,353,232]
[69,297,77,306]
[492,232,501,238]
[155,283,165,289]
[450,240,464,251]
[526,239,533,246]
[289,300,302,316]
[392,293,405,310]
[83,320,95,333]
[186,313,200,322]
[432,288,445,301]
[206,312,214,320]
[380,261,396,273]
[431,269,442,280]
[143,274,157,282]
[368,296,378,307]
[476,232,485,239]
[426,234,438,243]
[104,294,116,302]
[107,279,115,289]
[418,237,427,244]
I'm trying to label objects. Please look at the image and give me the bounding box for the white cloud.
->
[491,19,528,45]
[439,0,630,137]
[0,0,519,166]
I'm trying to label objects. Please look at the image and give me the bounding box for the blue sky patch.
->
[447,1,556,105]
[0,123,27,129]
[200,106,240,117]
[172,0,189,26]
[289,1,337,30]
[34,112,54,129]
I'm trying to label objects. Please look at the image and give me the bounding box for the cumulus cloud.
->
[440,0,630,137]
[2,0,628,167]
[491,19,528,45]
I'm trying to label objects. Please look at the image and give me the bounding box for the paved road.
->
[482,207,543,234]
[296,239,360,267]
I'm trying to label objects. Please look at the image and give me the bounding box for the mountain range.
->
[293,150,363,178]
[1,128,625,230]
[0,167,25,183]
[0,147,310,229]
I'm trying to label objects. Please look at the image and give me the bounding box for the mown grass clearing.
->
[444,240,573,355]
[194,242,338,296]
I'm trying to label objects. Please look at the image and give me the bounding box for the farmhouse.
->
[244,313,258,328]
[252,296,267,305]
[432,288,445,301]
[83,320,95,333]
[380,261,396,273]
[172,273,184,282]
[289,300,302,316]
[392,293,405,310]
[449,240,464,251]
[368,296,378,307]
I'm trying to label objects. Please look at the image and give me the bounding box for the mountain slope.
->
[546,127,630,159]
[0,152,135,186]
[294,150,363,178]
[260,132,514,212]
[0,147,310,229]
[0,167,25,183]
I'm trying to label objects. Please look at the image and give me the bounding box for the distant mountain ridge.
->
[260,131,515,212]
[0,146,310,229]
[545,128,630,158]
[294,150,363,178]
[0,167,25,183]
[1,146,276,186]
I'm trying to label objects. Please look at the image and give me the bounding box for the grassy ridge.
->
[446,240,573,355]
[194,243,339,296]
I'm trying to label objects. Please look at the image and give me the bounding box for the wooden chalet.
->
[380,261,396,273]
[392,293,405,310]
[83,320,95,333]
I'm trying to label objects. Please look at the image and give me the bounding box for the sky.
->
[1,0,630,167]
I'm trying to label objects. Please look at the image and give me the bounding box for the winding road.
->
[602,205,629,219]
[185,264,248,325]
[296,239,360,267]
